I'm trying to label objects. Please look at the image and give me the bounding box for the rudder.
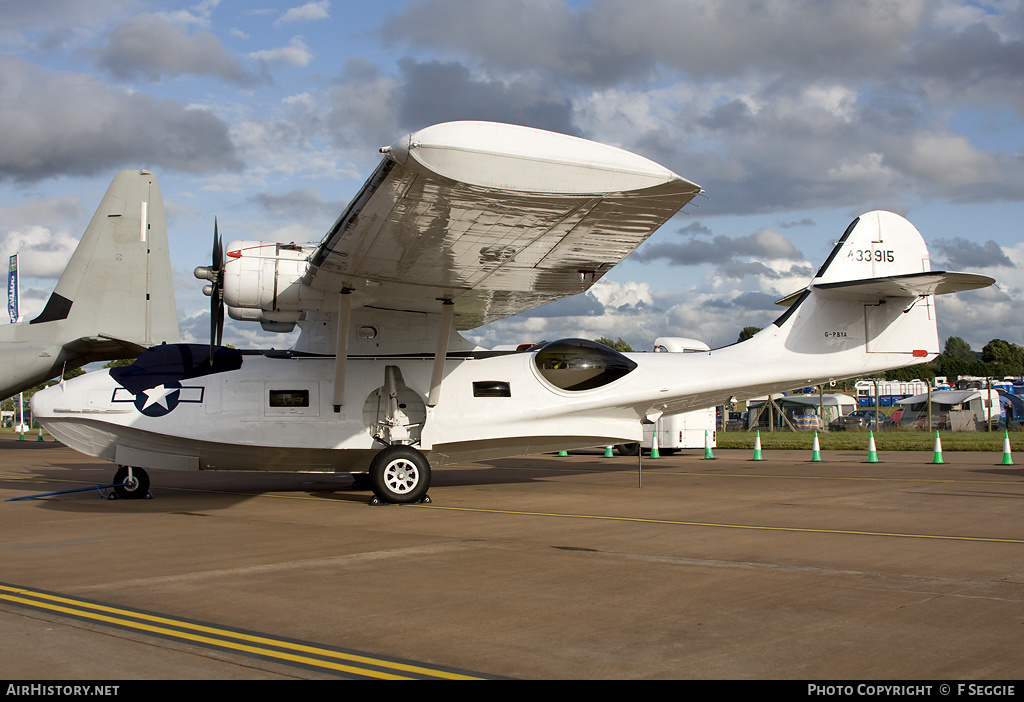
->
[775,211,992,366]
[814,210,930,285]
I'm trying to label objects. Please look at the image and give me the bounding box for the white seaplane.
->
[32,121,993,503]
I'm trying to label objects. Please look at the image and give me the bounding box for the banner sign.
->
[8,254,19,324]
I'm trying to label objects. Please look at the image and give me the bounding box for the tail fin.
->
[30,169,179,348]
[772,210,991,368]
[580,211,993,419]
[0,170,179,398]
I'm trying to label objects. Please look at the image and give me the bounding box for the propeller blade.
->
[212,218,222,271]
[210,287,219,359]
[215,292,224,346]
[209,218,225,363]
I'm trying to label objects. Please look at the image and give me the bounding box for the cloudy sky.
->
[1,0,1022,353]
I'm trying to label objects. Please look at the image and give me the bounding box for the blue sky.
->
[1,0,1022,353]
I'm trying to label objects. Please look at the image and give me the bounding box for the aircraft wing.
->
[302,122,701,330]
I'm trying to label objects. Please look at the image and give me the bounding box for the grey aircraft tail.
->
[0,169,179,399]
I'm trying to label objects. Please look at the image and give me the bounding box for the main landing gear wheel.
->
[112,465,150,500]
[615,443,640,456]
[369,445,431,504]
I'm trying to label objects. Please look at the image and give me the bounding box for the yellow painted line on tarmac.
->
[411,503,1024,544]
[0,584,486,680]
[0,474,68,484]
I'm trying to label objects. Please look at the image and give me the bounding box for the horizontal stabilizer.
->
[811,271,995,301]
[776,271,993,306]
[61,336,149,361]
[774,289,804,307]
[775,212,995,307]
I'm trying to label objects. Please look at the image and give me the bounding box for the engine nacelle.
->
[226,306,301,333]
[220,240,326,313]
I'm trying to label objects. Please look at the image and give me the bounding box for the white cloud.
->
[274,1,331,26]
[825,153,896,186]
[328,63,403,151]
[0,55,241,181]
[0,225,80,279]
[934,240,1024,347]
[154,0,222,29]
[95,13,259,85]
[902,132,998,185]
[799,85,859,122]
[249,37,314,68]
[227,110,363,183]
[0,193,87,284]
[590,279,652,309]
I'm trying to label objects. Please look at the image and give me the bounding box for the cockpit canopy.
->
[533,338,637,391]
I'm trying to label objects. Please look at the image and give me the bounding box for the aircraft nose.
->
[29,388,45,416]
[30,384,59,418]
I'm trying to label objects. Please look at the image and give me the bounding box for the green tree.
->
[982,339,1024,378]
[936,336,987,379]
[737,326,761,343]
[594,336,633,352]
[943,336,976,361]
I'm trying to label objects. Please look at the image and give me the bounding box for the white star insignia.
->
[140,384,178,411]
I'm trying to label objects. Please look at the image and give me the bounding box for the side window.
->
[473,381,511,398]
[263,381,319,418]
[269,390,309,407]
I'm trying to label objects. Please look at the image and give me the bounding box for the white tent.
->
[897,389,1000,431]
[747,393,856,431]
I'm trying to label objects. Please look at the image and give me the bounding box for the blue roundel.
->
[133,381,182,417]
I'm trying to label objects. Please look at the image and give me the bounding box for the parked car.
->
[829,409,893,431]
[725,411,747,431]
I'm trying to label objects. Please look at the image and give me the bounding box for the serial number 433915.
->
[848,249,895,262]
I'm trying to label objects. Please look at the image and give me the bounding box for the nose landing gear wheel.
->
[369,446,431,504]
[112,465,151,500]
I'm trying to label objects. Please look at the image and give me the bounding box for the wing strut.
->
[333,289,353,412]
[427,299,455,408]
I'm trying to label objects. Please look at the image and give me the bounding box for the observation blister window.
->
[533,339,637,391]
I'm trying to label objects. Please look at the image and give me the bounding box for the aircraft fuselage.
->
[33,342,655,474]
[32,322,933,479]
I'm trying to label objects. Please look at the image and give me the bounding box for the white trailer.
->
[853,378,935,407]
[615,337,716,455]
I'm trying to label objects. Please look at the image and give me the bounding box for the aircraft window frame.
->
[532,339,638,392]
